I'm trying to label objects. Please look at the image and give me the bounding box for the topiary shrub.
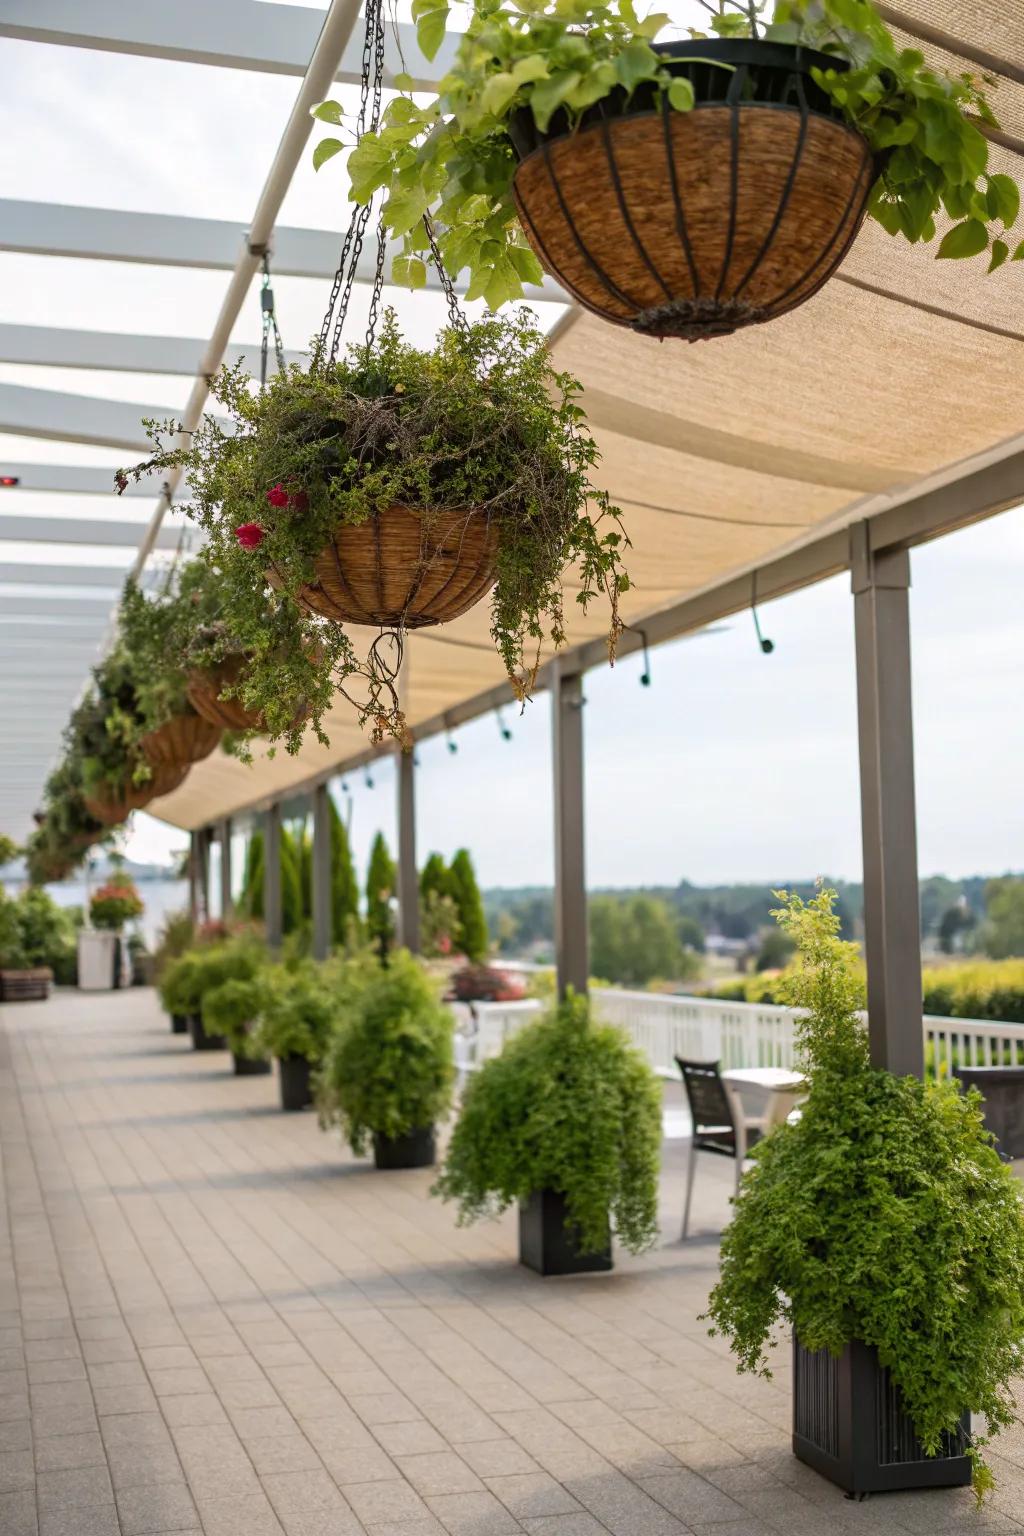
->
[256,959,339,1064]
[704,887,1024,1498]
[318,950,454,1154]
[434,991,662,1257]
[201,976,266,1059]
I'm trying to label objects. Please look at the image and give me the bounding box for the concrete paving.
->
[1,987,1022,1536]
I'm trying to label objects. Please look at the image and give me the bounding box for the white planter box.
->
[77,930,117,991]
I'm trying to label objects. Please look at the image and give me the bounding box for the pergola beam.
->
[0,596,113,617]
[0,562,133,588]
[0,514,187,550]
[0,323,306,377]
[0,465,164,498]
[0,0,456,90]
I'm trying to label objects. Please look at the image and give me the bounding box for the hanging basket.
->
[83,764,188,827]
[288,502,499,628]
[141,712,221,770]
[187,655,265,733]
[509,39,876,343]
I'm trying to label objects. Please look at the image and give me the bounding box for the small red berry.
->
[235,522,266,550]
[266,483,289,508]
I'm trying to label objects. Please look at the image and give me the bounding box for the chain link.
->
[259,252,286,388]
[422,214,469,335]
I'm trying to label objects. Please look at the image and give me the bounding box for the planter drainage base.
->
[793,1338,971,1496]
[189,1015,226,1052]
[170,1013,189,1035]
[279,1056,313,1112]
[518,1190,613,1276]
[373,1128,435,1170]
[232,1054,271,1077]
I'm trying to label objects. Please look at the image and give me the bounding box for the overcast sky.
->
[2,7,1023,892]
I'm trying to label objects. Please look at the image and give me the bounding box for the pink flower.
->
[266,483,289,508]
[114,470,128,495]
[235,522,266,550]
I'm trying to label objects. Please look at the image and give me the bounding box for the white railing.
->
[465,990,1024,1081]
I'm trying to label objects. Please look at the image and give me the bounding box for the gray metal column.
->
[188,830,201,925]
[312,783,332,961]
[263,803,282,953]
[852,523,924,1078]
[552,660,588,999]
[396,748,420,953]
[218,818,232,921]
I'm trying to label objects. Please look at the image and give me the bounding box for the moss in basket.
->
[116,310,628,747]
[433,991,662,1256]
[703,886,1024,1499]
[202,976,267,1059]
[317,950,455,1153]
[322,0,1022,310]
[255,959,340,1065]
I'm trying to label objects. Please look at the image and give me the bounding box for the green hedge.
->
[709,959,1024,1026]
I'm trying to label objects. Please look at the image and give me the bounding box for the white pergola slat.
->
[0,466,164,497]
[0,515,187,549]
[0,562,137,587]
[0,324,306,376]
[0,383,172,451]
[0,0,456,88]
[0,201,558,300]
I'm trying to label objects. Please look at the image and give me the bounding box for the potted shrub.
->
[0,890,53,1003]
[159,944,261,1051]
[154,911,195,1032]
[257,959,340,1110]
[434,991,662,1274]
[118,311,628,745]
[89,879,144,933]
[202,976,271,1076]
[334,0,1022,342]
[704,888,1024,1499]
[318,950,455,1167]
[448,963,526,1003]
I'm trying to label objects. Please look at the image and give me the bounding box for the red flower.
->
[114,470,128,495]
[290,490,308,513]
[235,522,265,550]
[266,483,289,508]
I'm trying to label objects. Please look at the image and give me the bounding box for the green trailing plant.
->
[0,894,29,971]
[202,975,266,1059]
[256,958,341,1063]
[318,949,455,1152]
[320,0,1022,308]
[704,887,1024,1498]
[0,835,18,869]
[69,649,157,801]
[117,311,627,743]
[434,991,662,1254]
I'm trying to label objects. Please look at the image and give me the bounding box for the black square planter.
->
[793,1337,971,1496]
[279,1055,313,1112]
[189,1014,226,1051]
[373,1127,435,1169]
[232,1053,272,1076]
[518,1190,613,1276]
[170,1013,189,1035]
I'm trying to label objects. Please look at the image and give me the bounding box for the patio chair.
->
[676,1057,766,1239]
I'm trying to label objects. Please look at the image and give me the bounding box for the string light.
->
[363,766,375,790]
[751,571,774,654]
[496,708,512,741]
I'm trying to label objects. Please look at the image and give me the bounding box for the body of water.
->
[3,877,189,948]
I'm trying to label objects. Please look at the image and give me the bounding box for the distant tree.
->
[449,848,488,961]
[420,852,451,904]
[589,894,696,987]
[421,890,461,957]
[677,914,705,954]
[938,901,976,955]
[755,928,796,972]
[329,798,360,944]
[366,831,397,948]
[982,878,1024,959]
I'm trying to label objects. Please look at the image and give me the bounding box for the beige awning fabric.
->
[147,1,1024,831]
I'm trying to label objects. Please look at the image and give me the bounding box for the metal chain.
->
[422,214,469,335]
[259,252,286,388]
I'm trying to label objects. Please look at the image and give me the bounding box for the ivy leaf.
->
[508,244,545,286]
[312,137,345,172]
[988,239,1009,273]
[347,136,396,203]
[391,71,414,91]
[412,0,450,62]
[530,71,582,133]
[614,42,659,93]
[383,183,431,236]
[667,78,695,113]
[311,100,344,126]
[1012,239,1024,261]
[392,255,428,289]
[935,219,989,260]
[480,71,521,119]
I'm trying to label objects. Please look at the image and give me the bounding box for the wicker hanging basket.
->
[187,655,264,732]
[141,712,221,771]
[287,502,499,628]
[509,39,876,343]
[83,763,188,827]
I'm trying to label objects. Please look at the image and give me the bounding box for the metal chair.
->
[676,1057,766,1239]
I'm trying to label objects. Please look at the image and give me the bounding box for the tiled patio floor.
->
[1,989,1022,1536]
